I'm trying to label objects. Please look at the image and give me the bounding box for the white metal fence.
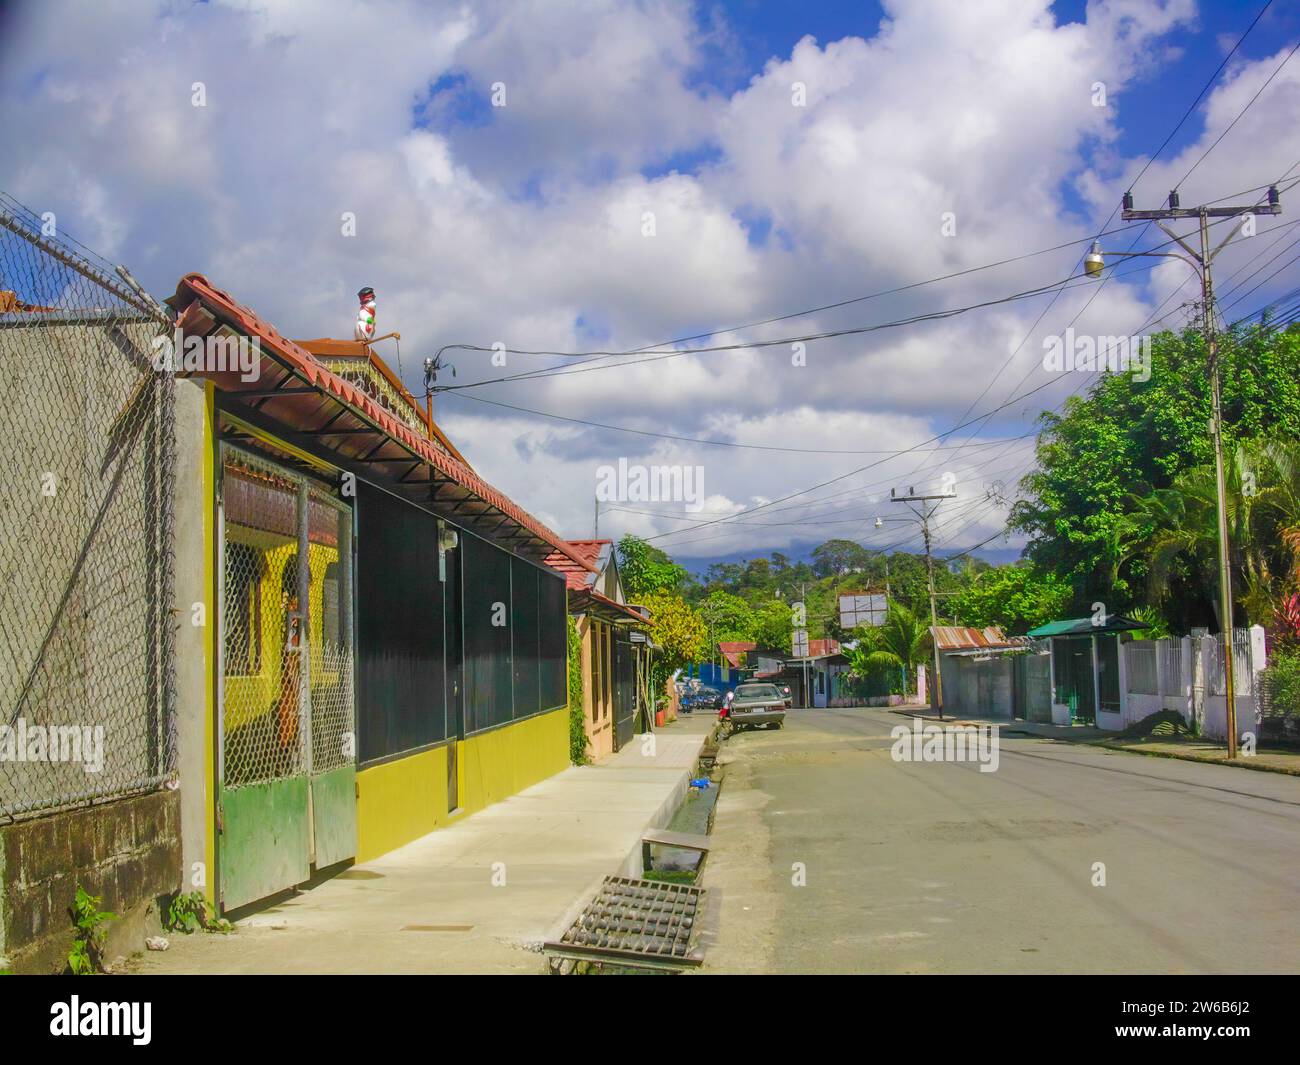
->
[1122,626,1265,741]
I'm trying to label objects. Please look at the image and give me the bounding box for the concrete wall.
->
[353,705,569,862]
[939,655,1013,719]
[173,379,214,902]
[0,789,181,973]
[1114,628,1265,739]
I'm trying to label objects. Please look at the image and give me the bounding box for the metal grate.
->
[0,194,175,820]
[219,446,355,789]
[221,451,303,788]
[306,486,354,776]
[545,876,709,971]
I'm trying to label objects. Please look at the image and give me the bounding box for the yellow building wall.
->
[355,705,569,863]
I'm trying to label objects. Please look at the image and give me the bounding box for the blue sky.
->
[2,0,1298,565]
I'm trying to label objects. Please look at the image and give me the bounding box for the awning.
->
[169,273,594,571]
[1026,615,1148,637]
[569,587,649,626]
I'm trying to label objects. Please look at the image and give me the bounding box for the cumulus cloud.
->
[1,0,1295,563]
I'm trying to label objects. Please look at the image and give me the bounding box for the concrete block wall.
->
[0,789,181,973]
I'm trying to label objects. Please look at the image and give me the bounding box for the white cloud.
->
[2,0,1295,563]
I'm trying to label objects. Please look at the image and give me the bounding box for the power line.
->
[438,392,1033,455]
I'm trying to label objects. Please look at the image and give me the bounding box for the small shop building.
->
[169,274,591,911]
[1026,615,1147,727]
[543,539,651,760]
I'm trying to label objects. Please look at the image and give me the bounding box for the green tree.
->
[567,617,588,765]
[618,535,688,599]
[752,598,794,651]
[848,602,931,695]
[947,564,1072,634]
[1123,438,1300,628]
[1010,323,1300,622]
[643,592,709,689]
[698,589,756,643]
[811,539,873,578]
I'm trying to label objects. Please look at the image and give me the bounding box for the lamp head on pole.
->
[1084,240,1105,279]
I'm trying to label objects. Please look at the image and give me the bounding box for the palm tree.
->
[1261,440,1300,584]
[848,601,931,695]
[1123,441,1287,627]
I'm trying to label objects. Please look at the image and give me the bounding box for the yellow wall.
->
[354,705,569,862]
[223,532,341,732]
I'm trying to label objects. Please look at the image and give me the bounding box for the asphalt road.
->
[704,706,1300,974]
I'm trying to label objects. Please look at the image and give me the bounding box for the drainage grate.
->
[544,876,709,971]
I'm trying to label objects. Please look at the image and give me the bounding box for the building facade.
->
[543,540,650,762]
[168,273,588,910]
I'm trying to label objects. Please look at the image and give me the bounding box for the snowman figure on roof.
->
[354,286,376,343]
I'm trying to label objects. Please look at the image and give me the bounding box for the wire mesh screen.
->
[464,531,514,733]
[220,447,354,788]
[221,451,303,787]
[355,479,446,763]
[0,197,175,820]
[307,486,354,776]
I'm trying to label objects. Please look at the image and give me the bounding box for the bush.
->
[568,618,589,765]
[1258,648,1300,744]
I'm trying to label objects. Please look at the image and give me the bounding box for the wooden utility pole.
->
[890,485,955,719]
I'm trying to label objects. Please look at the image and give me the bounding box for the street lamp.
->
[1084,241,1105,278]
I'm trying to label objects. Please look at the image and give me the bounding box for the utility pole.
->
[802,581,810,709]
[422,353,456,440]
[890,485,955,719]
[1112,186,1283,758]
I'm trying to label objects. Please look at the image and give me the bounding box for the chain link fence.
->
[0,193,175,820]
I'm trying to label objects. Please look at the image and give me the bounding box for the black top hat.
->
[357,286,375,301]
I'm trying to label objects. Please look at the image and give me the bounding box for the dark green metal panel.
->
[220,778,310,910]
[311,765,357,869]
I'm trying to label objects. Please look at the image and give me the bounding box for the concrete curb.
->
[539,731,707,948]
[1092,740,1300,776]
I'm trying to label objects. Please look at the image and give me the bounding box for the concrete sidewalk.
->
[131,717,713,975]
[885,706,1300,775]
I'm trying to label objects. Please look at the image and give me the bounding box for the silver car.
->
[727,683,787,732]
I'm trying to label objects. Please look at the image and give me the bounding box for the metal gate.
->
[218,446,356,910]
[1053,638,1096,724]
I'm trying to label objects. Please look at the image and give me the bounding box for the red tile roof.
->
[544,539,608,591]
[170,273,593,573]
[543,539,645,624]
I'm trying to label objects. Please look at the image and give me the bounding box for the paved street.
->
[704,706,1300,975]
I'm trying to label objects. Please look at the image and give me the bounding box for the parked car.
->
[694,686,725,710]
[726,682,787,732]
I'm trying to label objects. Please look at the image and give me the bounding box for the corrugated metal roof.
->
[718,640,756,668]
[931,626,1017,652]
